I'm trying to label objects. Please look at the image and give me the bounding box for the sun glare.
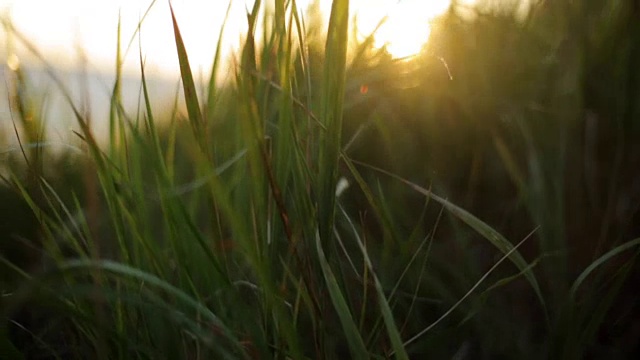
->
[1,0,479,75]
[354,0,474,58]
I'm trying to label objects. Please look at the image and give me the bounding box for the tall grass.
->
[1,0,639,359]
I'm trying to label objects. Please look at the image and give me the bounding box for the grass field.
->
[1,1,639,358]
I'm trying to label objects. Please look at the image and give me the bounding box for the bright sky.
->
[0,0,479,77]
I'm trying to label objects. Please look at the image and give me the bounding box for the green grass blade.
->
[56,259,249,358]
[108,13,123,154]
[339,206,409,360]
[570,237,640,296]
[577,257,637,359]
[205,0,232,122]
[317,0,350,248]
[349,159,548,316]
[315,232,368,359]
[400,229,536,352]
[138,49,165,174]
[169,4,207,154]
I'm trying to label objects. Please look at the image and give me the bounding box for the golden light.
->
[1,0,248,76]
[0,0,480,74]
[353,0,467,58]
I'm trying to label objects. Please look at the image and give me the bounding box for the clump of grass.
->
[1,0,639,359]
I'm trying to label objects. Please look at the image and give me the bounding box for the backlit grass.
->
[1,1,639,359]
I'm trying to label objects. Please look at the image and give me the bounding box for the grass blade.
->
[317,0,350,248]
[339,206,410,360]
[570,237,640,296]
[400,228,537,352]
[56,259,249,358]
[315,232,368,359]
[349,158,548,318]
[169,3,207,154]
[205,1,233,122]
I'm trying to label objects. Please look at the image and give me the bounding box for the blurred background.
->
[0,0,481,139]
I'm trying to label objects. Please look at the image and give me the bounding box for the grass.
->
[1,0,639,359]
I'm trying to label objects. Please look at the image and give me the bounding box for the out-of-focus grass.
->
[1,0,639,359]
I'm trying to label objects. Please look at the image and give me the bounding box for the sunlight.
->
[0,0,248,76]
[0,0,480,75]
[354,0,471,58]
